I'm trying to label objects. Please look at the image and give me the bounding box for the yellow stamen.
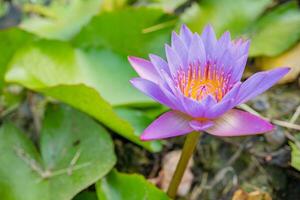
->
[176,64,228,102]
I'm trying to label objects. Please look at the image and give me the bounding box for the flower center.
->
[175,63,230,102]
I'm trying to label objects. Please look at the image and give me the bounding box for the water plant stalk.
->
[167,131,201,199]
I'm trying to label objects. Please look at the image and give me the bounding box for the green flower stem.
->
[167,131,201,199]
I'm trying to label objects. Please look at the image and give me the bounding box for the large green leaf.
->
[180,0,272,37]
[77,48,152,105]
[0,28,34,90]
[5,40,162,152]
[21,0,102,40]
[40,84,161,151]
[96,169,170,200]
[4,6,174,152]
[290,142,300,171]
[181,0,300,57]
[248,2,300,57]
[73,7,176,57]
[0,105,116,200]
[5,40,150,105]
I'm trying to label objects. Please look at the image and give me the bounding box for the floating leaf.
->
[21,0,102,40]
[4,6,175,152]
[255,42,300,83]
[181,1,300,56]
[0,105,116,200]
[5,40,162,152]
[76,48,153,105]
[96,169,170,200]
[73,7,177,57]
[249,2,300,57]
[180,0,272,37]
[0,28,34,90]
[40,84,161,151]
[290,142,300,171]
[5,40,150,105]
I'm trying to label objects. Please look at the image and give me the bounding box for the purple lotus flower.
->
[128,25,290,141]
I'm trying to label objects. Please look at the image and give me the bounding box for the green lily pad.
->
[5,40,150,105]
[4,6,175,152]
[248,2,300,57]
[21,0,102,40]
[180,0,272,37]
[96,169,170,200]
[0,104,116,200]
[73,7,177,57]
[0,28,35,90]
[5,40,162,152]
[181,0,300,57]
[40,84,160,151]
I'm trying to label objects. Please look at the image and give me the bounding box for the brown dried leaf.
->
[151,150,194,197]
[232,189,272,200]
[232,189,248,200]
[248,190,272,200]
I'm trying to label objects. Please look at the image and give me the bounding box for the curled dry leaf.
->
[232,189,272,200]
[149,150,194,197]
[256,42,300,84]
